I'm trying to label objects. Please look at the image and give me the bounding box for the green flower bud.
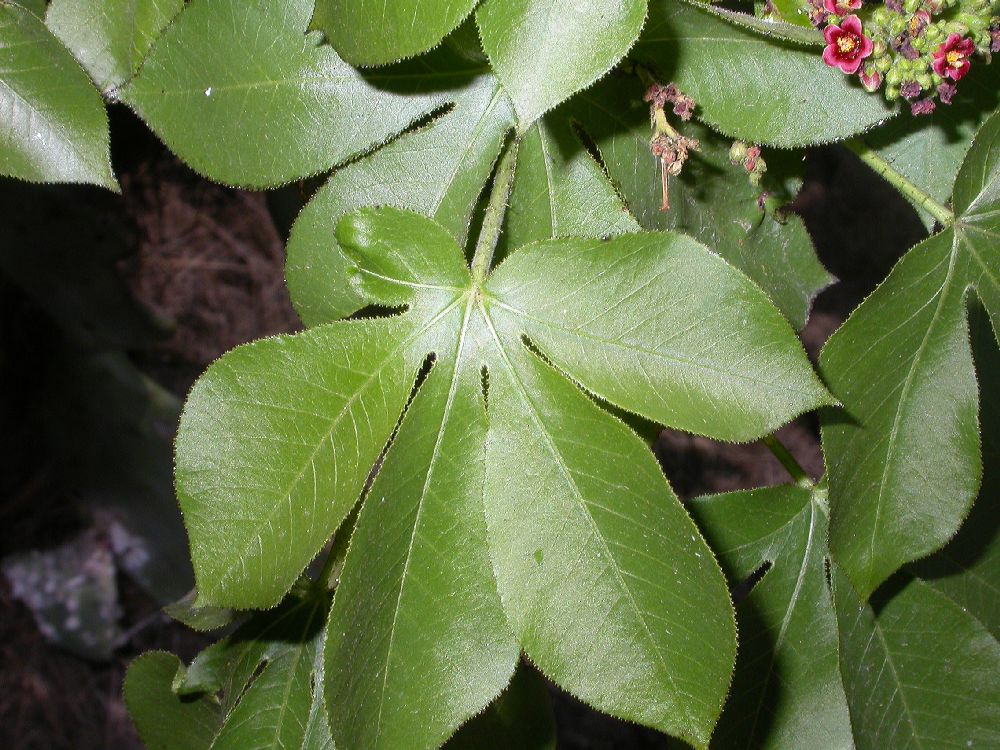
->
[729,141,748,164]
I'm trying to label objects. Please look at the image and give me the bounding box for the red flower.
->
[932,34,975,81]
[823,16,874,75]
[823,0,862,14]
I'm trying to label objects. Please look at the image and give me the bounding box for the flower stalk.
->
[844,138,956,226]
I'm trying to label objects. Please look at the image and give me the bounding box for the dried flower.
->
[932,34,975,81]
[823,15,874,74]
[911,97,936,115]
[937,81,957,104]
[900,80,923,99]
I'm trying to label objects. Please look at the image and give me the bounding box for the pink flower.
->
[823,0,862,13]
[932,34,975,81]
[823,16,874,75]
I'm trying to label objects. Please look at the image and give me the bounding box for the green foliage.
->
[833,571,1000,749]
[634,0,892,146]
[0,1,115,188]
[821,109,1000,600]
[121,0,485,187]
[476,0,647,128]
[4,0,999,747]
[690,484,853,750]
[46,0,183,93]
[178,201,835,745]
[124,652,221,750]
[313,0,480,67]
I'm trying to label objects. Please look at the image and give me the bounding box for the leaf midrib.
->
[488,296,821,399]
[373,292,477,746]
[477,297,699,737]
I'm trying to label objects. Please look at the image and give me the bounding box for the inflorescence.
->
[799,0,999,115]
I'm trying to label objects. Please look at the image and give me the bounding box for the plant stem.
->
[471,137,520,284]
[762,435,813,489]
[843,139,955,227]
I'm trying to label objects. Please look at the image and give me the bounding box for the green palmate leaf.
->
[444,665,557,750]
[821,110,1000,600]
[476,0,647,128]
[909,303,1000,638]
[179,201,838,745]
[285,76,514,327]
[313,0,479,67]
[633,0,892,147]
[176,317,423,608]
[486,233,833,441]
[45,0,183,93]
[861,61,1000,229]
[120,0,489,188]
[689,485,853,750]
[833,570,1000,749]
[124,652,222,750]
[0,1,115,188]
[559,74,832,329]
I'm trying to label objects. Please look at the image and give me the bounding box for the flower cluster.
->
[807,0,999,115]
[729,141,769,187]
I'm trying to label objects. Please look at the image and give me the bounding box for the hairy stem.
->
[763,435,813,489]
[844,139,955,227]
[471,136,520,284]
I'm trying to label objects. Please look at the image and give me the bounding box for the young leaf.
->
[120,0,488,187]
[633,0,892,147]
[285,76,514,327]
[821,111,1000,599]
[313,0,479,67]
[688,485,853,750]
[170,592,333,750]
[444,665,557,750]
[45,0,183,93]
[0,1,116,189]
[833,571,1000,749]
[476,0,647,128]
[124,652,222,750]
[560,75,832,329]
